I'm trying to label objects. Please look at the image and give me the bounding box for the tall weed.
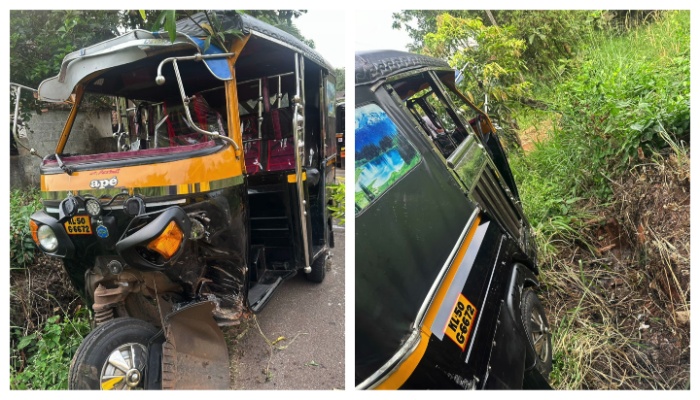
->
[10,309,90,390]
[10,188,42,268]
[513,10,689,218]
[554,10,689,197]
[510,11,690,389]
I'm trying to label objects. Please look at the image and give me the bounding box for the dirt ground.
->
[10,256,83,336]
[540,150,690,389]
[600,151,688,388]
[225,226,345,390]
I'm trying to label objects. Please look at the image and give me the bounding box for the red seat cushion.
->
[267,138,295,171]
[241,114,263,174]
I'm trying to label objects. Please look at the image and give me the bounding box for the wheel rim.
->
[529,309,550,362]
[100,342,149,390]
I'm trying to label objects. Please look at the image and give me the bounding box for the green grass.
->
[513,10,689,230]
[10,188,42,268]
[510,11,690,389]
[10,310,91,390]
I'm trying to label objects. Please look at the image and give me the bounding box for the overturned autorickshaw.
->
[355,50,551,389]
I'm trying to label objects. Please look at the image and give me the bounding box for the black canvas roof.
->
[177,12,334,72]
[355,50,451,86]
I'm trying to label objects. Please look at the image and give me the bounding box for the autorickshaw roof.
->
[37,12,334,103]
[177,12,334,72]
[355,50,452,87]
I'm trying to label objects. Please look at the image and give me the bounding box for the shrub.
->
[327,178,345,225]
[10,309,91,390]
[554,11,689,197]
[10,188,42,268]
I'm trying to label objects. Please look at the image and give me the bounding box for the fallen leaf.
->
[272,336,286,345]
[675,310,690,325]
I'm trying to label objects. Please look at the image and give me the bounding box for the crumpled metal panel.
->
[161,301,230,389]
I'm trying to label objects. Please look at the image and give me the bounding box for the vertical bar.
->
[55,85,85,154]
[293,53,310,271]
[257,78,263,140]
[277,75,282,108]
[12,86,22,138]
[319,70,326,160]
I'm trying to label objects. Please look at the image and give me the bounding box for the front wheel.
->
[521,288,552,379]
[69,318,159,390]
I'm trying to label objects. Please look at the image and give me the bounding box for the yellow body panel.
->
[41,145,241,196]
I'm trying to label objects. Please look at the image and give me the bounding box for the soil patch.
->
[541,150,690,389]
[10,255,84,335]
[519,118,558,152]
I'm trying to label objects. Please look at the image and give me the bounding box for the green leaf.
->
[17,334,36,350]
[139,10,147,21]
[203,36,211,52]
[630,122,645,131]
[165,10,176,43]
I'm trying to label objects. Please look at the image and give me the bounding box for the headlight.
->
[85,198,102,217]
[146,221,184,260]
[37,224,59,252]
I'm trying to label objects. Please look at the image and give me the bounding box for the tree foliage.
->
[10,10,123,90]
[423,14,530,148]
[334,68,345,93]
[394,10,603,73]
[10,10,311,118]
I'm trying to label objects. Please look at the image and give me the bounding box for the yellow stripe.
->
[225,34,250,171]
[287,171,307,183]
[101,376,123,390]
[375,215,482,389]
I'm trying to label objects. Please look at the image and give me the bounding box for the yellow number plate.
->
[444,293,477,351]
[64,215,92,235]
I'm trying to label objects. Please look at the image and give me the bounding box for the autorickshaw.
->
[354,50,551,389]
[336,101,345,168]
[26,11,338,390]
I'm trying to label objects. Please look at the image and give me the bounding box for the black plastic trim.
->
[116,207,192,270]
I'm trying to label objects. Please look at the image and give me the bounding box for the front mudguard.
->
[160,300,230,389]
[482,263,549,389]
[504,263,541,373]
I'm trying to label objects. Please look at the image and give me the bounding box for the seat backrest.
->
[266,137,294,171]
[241,114,263,174]
[162,95,224,147]
[260,104,295,172]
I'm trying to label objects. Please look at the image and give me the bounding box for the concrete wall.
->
[11,109,114,189]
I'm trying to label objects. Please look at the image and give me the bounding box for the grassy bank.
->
[511,11,690,389]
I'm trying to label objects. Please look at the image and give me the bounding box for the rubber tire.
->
[69,317,159,390]
[305,252,327,283]
[328,220,335,248]
[521,288,553,379]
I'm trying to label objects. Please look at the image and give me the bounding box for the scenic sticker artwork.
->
[355,103,421,211]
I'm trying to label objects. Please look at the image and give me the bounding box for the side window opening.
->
[237,73,296,174]
[391,73,472,159]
